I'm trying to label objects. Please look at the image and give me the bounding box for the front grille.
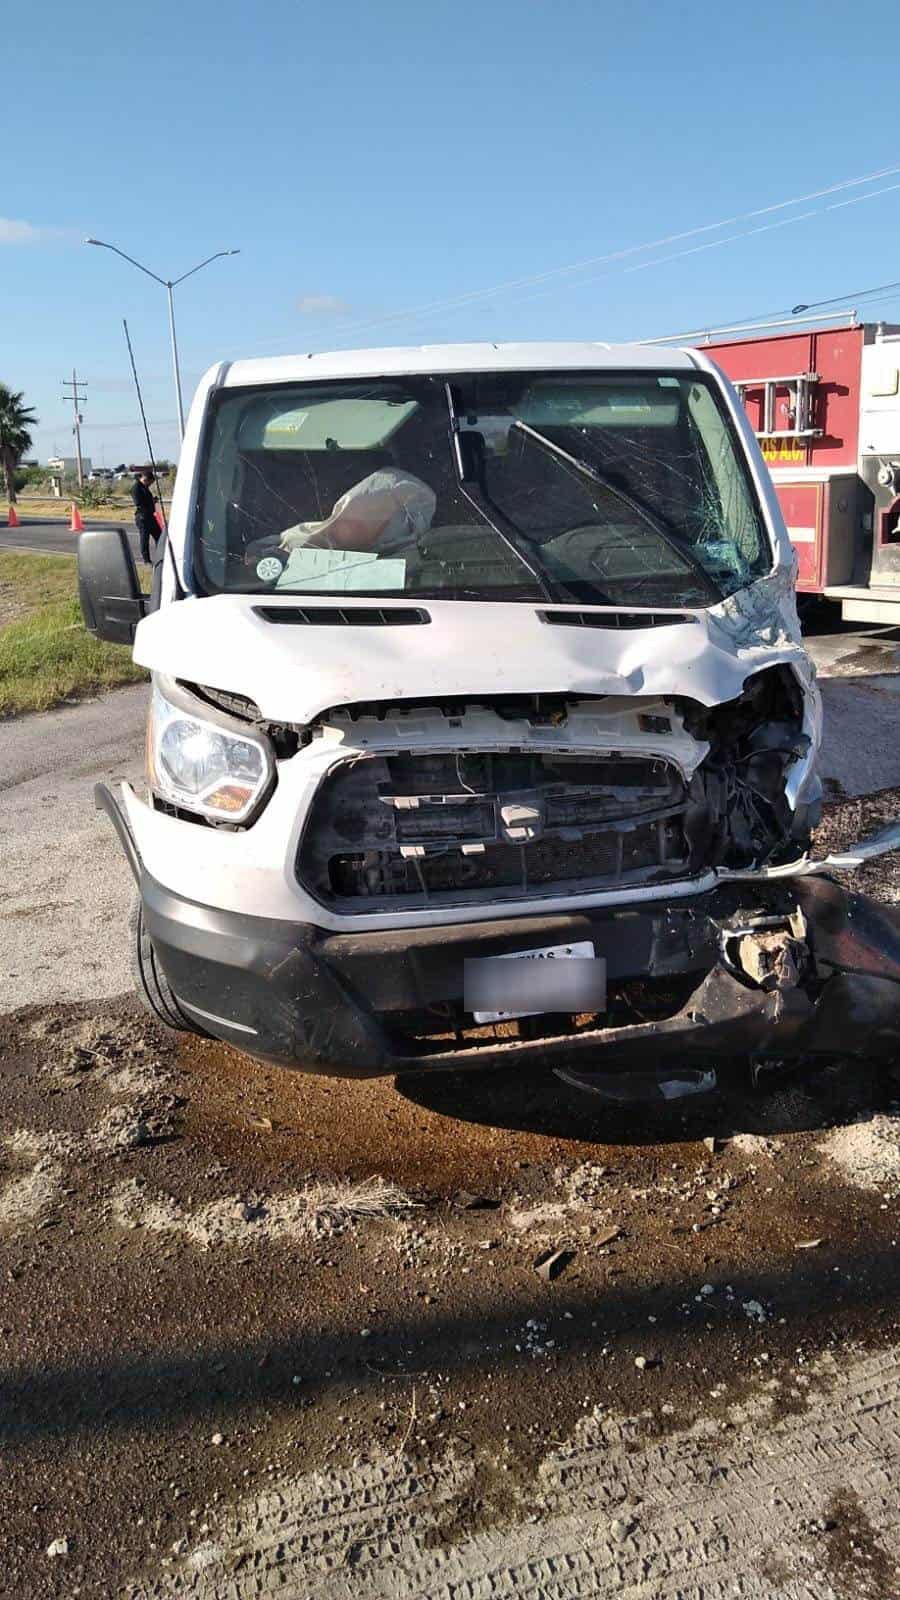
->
[297,748,690,913]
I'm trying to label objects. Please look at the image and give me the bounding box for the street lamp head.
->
[84,237,102,246]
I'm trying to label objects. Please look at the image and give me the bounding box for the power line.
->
[485,178,900,319]
[238,159,900,355]
[649,271,900,345]
[790,277,900,316]
[453,181,900,323]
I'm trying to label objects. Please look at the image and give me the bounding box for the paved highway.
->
[0,516,141,559]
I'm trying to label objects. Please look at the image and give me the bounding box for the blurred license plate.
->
[466,941,605,1023]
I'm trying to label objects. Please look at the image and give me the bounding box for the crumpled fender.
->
[556,876,900,1099]
[795,873,900,984]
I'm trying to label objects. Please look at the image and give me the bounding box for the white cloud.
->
[297,293,350,316]
[0,217,62,245]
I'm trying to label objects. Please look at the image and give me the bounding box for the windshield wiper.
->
[444,384,553,601]
[510,418,722,603]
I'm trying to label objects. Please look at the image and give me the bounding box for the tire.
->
[129,890,204,1035]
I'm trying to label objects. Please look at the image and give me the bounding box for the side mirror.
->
[77,527,148,645]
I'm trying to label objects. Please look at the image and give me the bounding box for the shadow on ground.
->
[2,1226,900,1450]
[397,1054,893,1146]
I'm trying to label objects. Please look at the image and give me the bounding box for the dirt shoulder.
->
[2,997,900,1599]
[3,793,900,1599]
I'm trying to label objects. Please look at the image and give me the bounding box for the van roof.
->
[220,340,699,389]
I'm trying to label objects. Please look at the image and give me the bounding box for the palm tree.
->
[0,384,38,504]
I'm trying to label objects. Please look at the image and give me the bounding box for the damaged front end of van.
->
[81,343,900,1096]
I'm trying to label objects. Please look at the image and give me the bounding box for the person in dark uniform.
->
[132,470,160,564]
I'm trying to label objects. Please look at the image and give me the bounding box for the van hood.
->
[133,569,812,725]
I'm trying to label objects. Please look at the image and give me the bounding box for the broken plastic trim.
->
[721,818,900,881]
[553,873,900,1099]
[555,1066,717,1102]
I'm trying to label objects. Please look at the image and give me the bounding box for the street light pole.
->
[166,282,186,440]
[83,239,240,444]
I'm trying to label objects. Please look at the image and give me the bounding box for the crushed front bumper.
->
[97,778,900,1083]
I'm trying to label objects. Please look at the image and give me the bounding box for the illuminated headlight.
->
[147,682,274,823]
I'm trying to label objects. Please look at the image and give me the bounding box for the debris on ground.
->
[0,1133,65,1234]
[89,1102,162,1154]
[742,1300,768,1323]
[507,1200,571,1234]
[45,1538,69,1559]
[595,1224,622,1248]
[515,1318,553,1357]
[728,1131,781,1160]
[565,1163,613,1203]
[3,785,900,1600]
[533,1246,574,1282]
[453,1190,499,1211]
[818,1114,900,1195]
[109,1174,417,1248]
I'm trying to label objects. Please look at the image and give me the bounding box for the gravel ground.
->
[2,971,900,1600]
[2,657,900,1598]
[0,684,146,1009]
[0,788,899,1598]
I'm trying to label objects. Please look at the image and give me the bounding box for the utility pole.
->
[61,369,88,488]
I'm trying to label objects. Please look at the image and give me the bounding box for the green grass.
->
[0,552,148,717]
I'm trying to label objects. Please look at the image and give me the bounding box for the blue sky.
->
[6,0,900,464]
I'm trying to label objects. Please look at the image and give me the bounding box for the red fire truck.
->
[679,317,900,623]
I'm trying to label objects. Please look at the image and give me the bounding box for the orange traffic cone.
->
[70,502,84,533]
[7,505,19,528]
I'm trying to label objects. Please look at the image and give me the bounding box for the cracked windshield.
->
[197,371,771,605]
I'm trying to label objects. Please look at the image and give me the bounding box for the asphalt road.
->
[0,517,140,560]
[0,684,147,1009]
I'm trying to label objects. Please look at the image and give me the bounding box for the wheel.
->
[129,890,204,1035]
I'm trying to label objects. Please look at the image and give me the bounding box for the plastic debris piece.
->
[534,1247,574,1282]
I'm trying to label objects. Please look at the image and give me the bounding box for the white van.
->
[78,342,900,1099]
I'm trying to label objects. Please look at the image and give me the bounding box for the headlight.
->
[147,681,274,824]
